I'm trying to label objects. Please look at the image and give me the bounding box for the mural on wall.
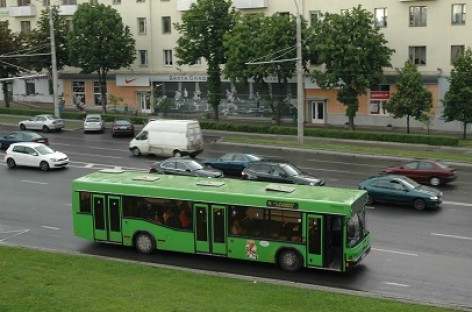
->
[153,81,298,118]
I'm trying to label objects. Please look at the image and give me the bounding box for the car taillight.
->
[241,172,247,179]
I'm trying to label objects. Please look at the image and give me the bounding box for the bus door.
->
[194,204,227,255]
[92,195,122,243]
[306,214,323,267]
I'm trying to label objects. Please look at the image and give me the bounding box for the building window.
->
[278,12,290,17]
[63,0,77,4]
[452,4,466,25]
[72,81,86,106]
[18,0,30,6]
[65,19,73,31]
[0,0,6,7]
[25,81,35,95]
[451,45,465,64]
[43,0,50,6]
[137,0,144,2]
[369,85,390,115]
[309,10,321,26]
[90,0,98,4]
[162,16,171,34]
[93,81,106,106]
[113,0,121,4]
[374,8,387,28]
[164,49,173,66]
[192,58,202,66]
[138,18,146,35]
[20,21,31,33]
[409,6,427,27]
[409,46,427,65]
[139,50,148,66]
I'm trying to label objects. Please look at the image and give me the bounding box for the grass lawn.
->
[0,246,454,312]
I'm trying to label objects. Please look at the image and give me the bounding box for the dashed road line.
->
[431,233,472,241]
[372,248,418,257]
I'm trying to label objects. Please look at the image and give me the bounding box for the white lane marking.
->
[41,226,60,230]
[430,233,472,241]
[443,200,472,207]
[307,159,386,168]
[114,166,122,170]
[298,166,354,174]
[85,164,94,168]
[384,282,410,288]
[0,229,30,242]
[365,206,375,210]
[68,152,123,159]
[372,248,418,257]
[21,180,48,185]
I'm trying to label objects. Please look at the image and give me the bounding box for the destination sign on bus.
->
[266,200,299,209]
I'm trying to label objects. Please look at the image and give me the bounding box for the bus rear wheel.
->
[278,249,302,272]
[135,232,155,255]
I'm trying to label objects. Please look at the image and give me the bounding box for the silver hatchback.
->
[83,114,105,133]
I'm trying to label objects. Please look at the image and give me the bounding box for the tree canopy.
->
[385,60,432,134]
[443,48,472,139]
[0,21,20,108]
[175,0,237,120]
[309,5,394,130]
[68,3,135,112]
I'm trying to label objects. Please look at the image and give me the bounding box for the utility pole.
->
[295,0,304,144]
[49,7,60,118]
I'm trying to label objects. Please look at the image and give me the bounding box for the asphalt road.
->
[0,125,471,311]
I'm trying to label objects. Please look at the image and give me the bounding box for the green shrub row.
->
[0,108,459,146]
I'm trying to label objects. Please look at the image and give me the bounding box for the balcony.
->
[177,0,267,11]
[59,4,77,16]
[9,5,36,17]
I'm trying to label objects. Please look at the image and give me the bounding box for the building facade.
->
[0,0,470,132]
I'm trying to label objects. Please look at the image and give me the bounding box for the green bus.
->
[72,169,371,272]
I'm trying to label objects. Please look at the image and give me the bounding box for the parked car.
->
[112,119,135,137]
[202,153,264,175]
[358,175,443,211]
[0,131,48,150]
[380,160,457,186]
[4,142,69,171]
[149,157,223,178]
[83,114,105,133]
[241,161,325,186]
[18,114,64,132]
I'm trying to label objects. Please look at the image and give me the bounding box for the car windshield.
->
[44,115,55,120]
[35,145,55,155]
[186,161,203,170]
[86,117,100,122]
[399,176,420,189]
[115,120,130,126]
[435,161,450,169]
[246,154,263,161]
[280,164,302,177]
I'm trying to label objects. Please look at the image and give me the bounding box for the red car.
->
[380,160,457,186]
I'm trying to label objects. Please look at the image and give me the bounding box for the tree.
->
[19,6,69,95]
[174,0,237,121]
[68,3,135,113]
[224,13,311,125]
[385,60,432,134]
[310,5,394,130]
[443,48,472,139]
[0,21,20,108]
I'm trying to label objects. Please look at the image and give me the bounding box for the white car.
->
[19,114,65,132]
[83,114,105,133]
[4,142,69,171]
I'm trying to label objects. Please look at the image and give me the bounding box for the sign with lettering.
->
[266,200,299,209]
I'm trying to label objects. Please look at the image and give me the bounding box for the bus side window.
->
[79,192,91,213]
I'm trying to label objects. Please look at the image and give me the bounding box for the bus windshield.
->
[347,208,366,248]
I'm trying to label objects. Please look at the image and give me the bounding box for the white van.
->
[129,120,204,157]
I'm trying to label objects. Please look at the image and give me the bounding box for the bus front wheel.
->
[135,232,155,255]
[278,249,302,272]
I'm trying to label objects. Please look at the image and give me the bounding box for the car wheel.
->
[173,150,182,157]
[19,123,26,130]
[39,161,50,171]
[429,177,441,186]
[413,199,426,211]
[132,147,141,156]
[6,158,16,169]
[366,194,374,205]
[134,232,155,255]
[42,125,50,133]
[278,249,302,272]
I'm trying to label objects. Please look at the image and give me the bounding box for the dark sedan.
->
[149,157,224,178]
[241,161,325,186]
[380,160,457,186]
[0,131,49,150]
[358,175,443,211]
[112,119,135,137]
[202,153,264,175]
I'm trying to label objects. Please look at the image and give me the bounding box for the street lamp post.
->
[48,7,60,118]
[294,0,304,144]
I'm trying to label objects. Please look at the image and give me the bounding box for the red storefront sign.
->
[371,91,390,100]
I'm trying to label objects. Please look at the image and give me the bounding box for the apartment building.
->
[0,0,470,132]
